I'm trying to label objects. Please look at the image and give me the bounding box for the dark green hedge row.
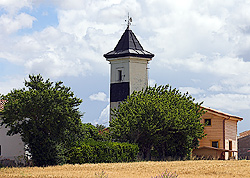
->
[67,140,139,164]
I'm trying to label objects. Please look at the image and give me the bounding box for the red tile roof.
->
[239,130,250,138]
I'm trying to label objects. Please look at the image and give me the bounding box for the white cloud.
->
[208,85,224,92]
[48,0,122,10]
[200,94,250,113]
[148,79,156,86]
[89,92,108,102]
[95,104,110,126]
[0,25,110,77]
[179,87,205,95]
[0,13,36,34]
[161,53,250,78]
[0,75,25,95]
[0,0,32,14]
[2,0,250,131]
[1,0,250,80]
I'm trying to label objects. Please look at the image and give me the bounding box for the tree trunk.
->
[143,145,152,161]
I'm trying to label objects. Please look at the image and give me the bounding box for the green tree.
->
[95,124,106,132]
[110,85,205,160]
[0,74,83,166]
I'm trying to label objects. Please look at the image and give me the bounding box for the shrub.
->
[152,169,178,178]
[95,170,108,178]
[67,140,139,164]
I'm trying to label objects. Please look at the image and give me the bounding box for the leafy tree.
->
[110,85,205,160]
[81,123,105,141]
[0,74,83,166]
[95,124,106,132]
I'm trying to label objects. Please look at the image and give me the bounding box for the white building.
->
[0,100,25,164]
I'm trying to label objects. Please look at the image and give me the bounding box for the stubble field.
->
[0,160,250,178]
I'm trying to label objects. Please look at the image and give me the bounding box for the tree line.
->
[0,74,205,166]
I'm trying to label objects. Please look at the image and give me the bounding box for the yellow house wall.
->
[225,119,238,159]
[197,110,239,160]
[199,112,224,149]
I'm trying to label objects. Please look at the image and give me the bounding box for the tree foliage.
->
[81,123,111,142]
[110,85,205,160]
[68,140,139,164]
[0,74,83,166]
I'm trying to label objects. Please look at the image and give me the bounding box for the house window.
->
[205,119,211,126]
[118,70,122,81]
[229,140,232,150]
[229,140,233,157]
[212,141,219,148]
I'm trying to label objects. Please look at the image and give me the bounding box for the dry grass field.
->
[1,160,250,178]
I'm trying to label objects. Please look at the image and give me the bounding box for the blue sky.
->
[1,0,250,133]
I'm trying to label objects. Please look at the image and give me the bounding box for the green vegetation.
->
[81,123,111,142]
[110,85,205,160]
[0,74,83,166]
[68,140,139,164]
[95,170,109,178]
[0,75,206,166]
[152,169,178,178]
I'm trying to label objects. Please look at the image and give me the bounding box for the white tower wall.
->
[108,57,150,119]
[129,58,149,94]
[104,27,154,121]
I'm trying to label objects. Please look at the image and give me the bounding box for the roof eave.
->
[104,53,154,59]
[195,146,238,152]
[201,106,243,121]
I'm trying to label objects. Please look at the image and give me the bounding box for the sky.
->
[0,0,250,134]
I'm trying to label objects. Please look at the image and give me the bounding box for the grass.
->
[0,160,250,178]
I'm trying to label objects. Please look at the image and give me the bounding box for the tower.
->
[104,22,154,119]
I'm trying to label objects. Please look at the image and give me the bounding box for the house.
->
[238,130,250,159]
[0,100,25,164]
[193,106,243,160]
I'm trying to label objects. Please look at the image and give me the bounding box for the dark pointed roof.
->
[104,27,154,59]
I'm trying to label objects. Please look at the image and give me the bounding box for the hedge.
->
[67,140,139,164]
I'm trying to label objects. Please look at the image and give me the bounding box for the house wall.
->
[0,119,25,161]
[196,110,240,160]
[225,119,238,159]
[193,148,223,159]
[199,112,224,149]
[238,134,250,160]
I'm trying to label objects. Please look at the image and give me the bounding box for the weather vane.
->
[125,13,132,29]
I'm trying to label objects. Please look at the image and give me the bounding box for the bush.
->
[152,169,178,178]
[67,140,139,164]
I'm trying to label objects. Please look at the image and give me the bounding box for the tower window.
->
[118,70,122,81]
[0,145,1,155]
